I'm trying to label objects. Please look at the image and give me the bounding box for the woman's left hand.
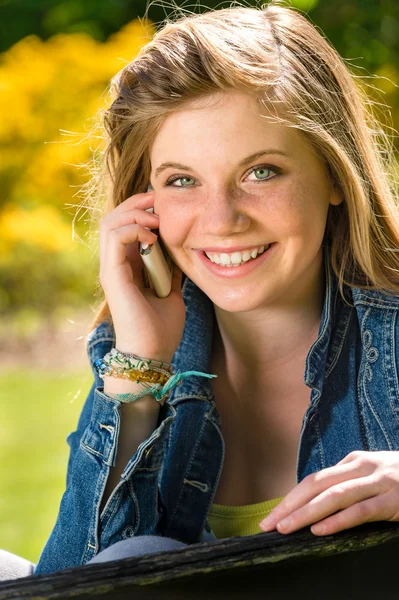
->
[259,450,399,536]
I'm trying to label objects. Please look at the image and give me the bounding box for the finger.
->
[113,191,155,214]
[100,209,159,265]
[126,237,153,293]
[310,492,392,536]
[335,450,368,466]
[274,474,381,534]
[260,462,367,531]
[108,208,160,230]
[104,224,158,270]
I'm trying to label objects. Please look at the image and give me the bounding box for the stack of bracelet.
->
[94,348,174,405]
[94,348,218,406]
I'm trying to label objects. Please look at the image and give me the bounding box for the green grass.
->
[0,368,93,564]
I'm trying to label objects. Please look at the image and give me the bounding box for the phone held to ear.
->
[139,185,174,298]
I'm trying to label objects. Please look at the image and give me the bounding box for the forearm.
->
[100,376,160,512]
[35,381,171,574]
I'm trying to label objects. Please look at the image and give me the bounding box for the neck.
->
[212,257,326,378]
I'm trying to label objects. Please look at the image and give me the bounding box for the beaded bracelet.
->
[94,359,172,385]
[94,348,218,405]
[95,347,175,406]
[103,348,173,373]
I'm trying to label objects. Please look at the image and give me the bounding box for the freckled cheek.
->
[269,184,330,237]
[157,195,198,243]
[158,215,193,258]
[265,194,308,236]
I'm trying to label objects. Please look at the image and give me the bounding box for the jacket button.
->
[122,526,134,539]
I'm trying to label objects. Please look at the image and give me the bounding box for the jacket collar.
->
[171,247,346,404]
[303,249,340,395]
[169,277,216,404]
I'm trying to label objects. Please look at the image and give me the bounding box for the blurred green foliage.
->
[2,0,398,72]
[0,0,397,324]
[0,17,154,324]
[0,0,143,51]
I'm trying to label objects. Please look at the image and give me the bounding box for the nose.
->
[198,188,251,236]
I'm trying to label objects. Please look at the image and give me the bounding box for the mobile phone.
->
[139,185,174,298]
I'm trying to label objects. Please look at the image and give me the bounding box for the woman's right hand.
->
[99,190,186,364]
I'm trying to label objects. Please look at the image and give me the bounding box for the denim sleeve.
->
[34,334,176,575]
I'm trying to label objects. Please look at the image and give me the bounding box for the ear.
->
[329,184,344,207]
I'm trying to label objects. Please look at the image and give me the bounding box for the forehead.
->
[152,91,299,151]
[150,90,319,167]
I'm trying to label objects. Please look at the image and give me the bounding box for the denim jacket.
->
[34,251,399,574]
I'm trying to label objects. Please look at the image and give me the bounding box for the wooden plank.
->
[1,522,399,599]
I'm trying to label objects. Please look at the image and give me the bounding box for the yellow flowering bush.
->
[0,19,154,318]
[0,204,72,255]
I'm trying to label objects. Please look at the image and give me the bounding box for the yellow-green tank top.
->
[208,496,284,539]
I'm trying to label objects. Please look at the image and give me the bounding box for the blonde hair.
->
[84,1,399,332]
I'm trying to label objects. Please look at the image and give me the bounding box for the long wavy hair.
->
[82,1,399,333]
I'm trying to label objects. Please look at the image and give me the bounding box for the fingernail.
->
[277,516,293,531]
[141,243,149,250]
[259,515,275,531]
[311,523,325,535]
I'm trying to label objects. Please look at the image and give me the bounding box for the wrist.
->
[103,376,160,409]
[115,341,174,364]
[103,375,151,394]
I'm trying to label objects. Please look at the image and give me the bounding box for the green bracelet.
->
[105,369,218,406]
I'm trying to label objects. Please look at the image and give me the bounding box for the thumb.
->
[126,241,148,293]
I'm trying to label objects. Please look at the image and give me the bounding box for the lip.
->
[196,244,270,253]
[194,243,276,279]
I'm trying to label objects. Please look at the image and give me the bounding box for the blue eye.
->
[246,166,278,182]
[165,176,196,188]
[164,164,280,188]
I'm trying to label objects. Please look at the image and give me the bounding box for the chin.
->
[199,284,271,313]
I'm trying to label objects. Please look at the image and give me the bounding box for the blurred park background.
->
[0,0,398,564]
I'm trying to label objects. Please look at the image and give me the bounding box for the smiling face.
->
[149,89,342,313]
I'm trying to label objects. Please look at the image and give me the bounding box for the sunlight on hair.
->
[64,0,399,330]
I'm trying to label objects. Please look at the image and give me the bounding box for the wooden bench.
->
[1,522,398,599]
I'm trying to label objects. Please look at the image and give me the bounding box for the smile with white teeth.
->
[204,244,270,267]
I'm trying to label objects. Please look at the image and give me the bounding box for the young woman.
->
[3,0,399,579]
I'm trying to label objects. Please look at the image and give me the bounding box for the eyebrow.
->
[154,149,290,178]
